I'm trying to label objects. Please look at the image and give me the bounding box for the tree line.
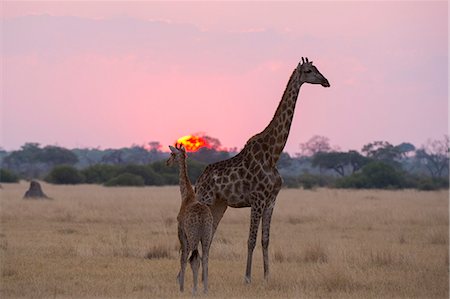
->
[0,136,448,190]
[279,135,449,190]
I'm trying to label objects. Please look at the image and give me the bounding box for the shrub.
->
[335,173,369,189]
[298,174,335,189]
[104,173,145,187]
[299,174,317,190]
[120,165,164,186]
[160,173,179,185]
[416,178,439,191]
[81,164,120,184]
[0,168,20,183]
[281,175,301,188]
[414,177,449,191]
[151,159,206,184]
[335,161,404,189]
[45,165,84,184]
[151,160,177,176]
[81,163,167,186]
[432,177,449,189]
[361,161,404,189]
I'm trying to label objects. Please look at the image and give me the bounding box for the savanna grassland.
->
[0,182,448,298]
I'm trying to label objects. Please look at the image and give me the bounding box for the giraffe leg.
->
[262,205,274,280]
[201,242,210,293]
[245,204,263,284]
[178,247,188,292]
[189,250,200,294]
[210,199,228,237]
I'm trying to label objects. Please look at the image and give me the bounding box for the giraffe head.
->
[166,144,187,167]
[297,57,330,87]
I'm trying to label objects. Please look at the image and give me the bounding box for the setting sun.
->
[176,135,210,152]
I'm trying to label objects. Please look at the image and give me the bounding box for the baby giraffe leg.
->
[189,250,200,294]
[201,247,210,293]
[178,248,188,292]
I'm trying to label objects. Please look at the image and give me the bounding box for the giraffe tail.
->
[189,249,199,263]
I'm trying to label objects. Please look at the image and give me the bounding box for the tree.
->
[277,152,293,169]
[124,146,151,165]
[361,141,402,167]
[3,143,41,173]
[311,150,369,177]
[147,141,168,162]
[0,148,9,165]
[20,143,42,158]
[347,150,370,173]
[202,135,222,150]
[148,141,162,152]
[2,143,78,178]
[101,149,125,165]
[298,135,337,157]
[396,142,416,158]
[40,145,78,166]
[312,152,348,176]
[190,148,230,164]
[416,135,449,178]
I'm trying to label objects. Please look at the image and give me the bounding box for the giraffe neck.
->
[249,68,303,164]
[178,156,196,205]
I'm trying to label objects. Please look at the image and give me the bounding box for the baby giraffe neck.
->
[178,156,195,204]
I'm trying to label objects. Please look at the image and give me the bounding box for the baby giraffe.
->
[166,144,213,294]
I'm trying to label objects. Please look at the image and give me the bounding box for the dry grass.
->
[145,245,173,260]
[0,182,448,298]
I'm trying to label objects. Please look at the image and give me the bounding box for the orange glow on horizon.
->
[176,135,210,152]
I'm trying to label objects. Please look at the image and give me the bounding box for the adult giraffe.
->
[195,57,330,283]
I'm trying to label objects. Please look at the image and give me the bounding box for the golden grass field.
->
[0,181,448,298]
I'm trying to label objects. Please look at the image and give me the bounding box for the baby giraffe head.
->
[297,57,330,87]
[166,144,187,167]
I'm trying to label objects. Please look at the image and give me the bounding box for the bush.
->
[361,161,404,188]
[151,159,207,184]
[81,164,120,184]
[415,177,449,191]
[432,177,449,189]
[416,178,439,191]
[160,173,179,185]
[281,175,301,188]
[299,174,335,190]
[121,165,164,186]
[335,173,369,189]
[281,174,336,189]
[81,164,169,186]
[104,173,145,187]
[0,168,20,183]
[45,165,84,184]
[335,161,404,189]
[77,158,207,186]
[299,174,318,190]
[0,168,19,183]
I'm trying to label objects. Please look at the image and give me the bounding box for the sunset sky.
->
[1,1,448,154]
